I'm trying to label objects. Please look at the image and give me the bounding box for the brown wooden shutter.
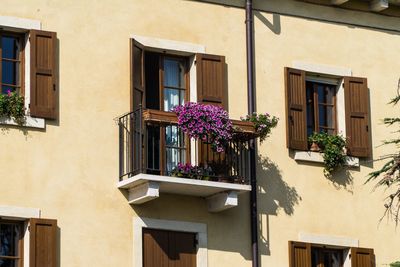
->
[288,241,311,267]
[351,247,375,267]
[143,229,196,267]
[29,218,57,267]
[344,77,371,158]
[285,68,308,150]
[130,39,145,111]
[30,30,57,119]
[196,53,226,108]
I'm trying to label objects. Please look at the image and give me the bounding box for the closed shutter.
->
[344,77,371,157]
[130,39,145,112]
[285,68,308,150]
[29,218,57,267]
[143,229,196,267]
[288,241,311,267]
[196,54,226,108]
[351,247,375,267]
[30,30,57,119]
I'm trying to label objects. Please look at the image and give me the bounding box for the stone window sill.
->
[0,116,45,129]
[294,151,359,167]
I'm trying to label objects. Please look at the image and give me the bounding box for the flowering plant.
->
[0,90,25,124]
[241,112,278,142]
[171,163,213,180]
[173,102,233,152]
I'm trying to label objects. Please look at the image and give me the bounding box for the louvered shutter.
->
[344,77,371,157]
[351,247,375,267]
[196,54,226,108]
[130,39,145,111]
[30,30,57,119]
[29,218,57,267]
[285,68,308,150]
[288,241,311,267]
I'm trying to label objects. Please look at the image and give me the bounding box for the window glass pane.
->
[164,59,185,88]
[317,84,334,104]
[164,88,181,112]
[1,36,19,60]
[1,86,16,95]
[306,84,315,135]
[0,258,18,267]
[318,105,334,129]
[165,126,185,173]
[2,61,18,86]
[0,223,20,257]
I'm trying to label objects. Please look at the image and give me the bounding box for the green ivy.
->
[0,91,25,125]
[391,262,400,267]
[308,132,347,177]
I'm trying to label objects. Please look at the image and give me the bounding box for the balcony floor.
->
[117,173,251,212]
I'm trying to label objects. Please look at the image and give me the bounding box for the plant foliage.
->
[241,112,279,142]
[0,90,25,125]
[366,87,400,224]
[308,132,347,177]
[173,102,233,152]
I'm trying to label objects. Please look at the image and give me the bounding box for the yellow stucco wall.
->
[0,0,399,266]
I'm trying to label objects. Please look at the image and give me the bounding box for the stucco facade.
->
[0,0,399,266]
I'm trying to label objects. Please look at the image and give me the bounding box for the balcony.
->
[117,108,254,212]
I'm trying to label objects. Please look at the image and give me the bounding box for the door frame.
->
[133,217,207,267]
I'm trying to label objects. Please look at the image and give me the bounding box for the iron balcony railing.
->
[118,108,250,184]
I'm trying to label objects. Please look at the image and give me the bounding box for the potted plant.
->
[308,132,347,177]
[240,112,278,143]
[0,90,25,125]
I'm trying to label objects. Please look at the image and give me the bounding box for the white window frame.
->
[133,217,208,267]
[0,205,41,267]
[0,15,45,129]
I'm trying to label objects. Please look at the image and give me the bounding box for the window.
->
[0,220,24,267]
[306,81,336,136]
[0,26,57,122]
[311,247,343,267]
[289,241,375,267]
[131,37,226,175]
[285,67,371,158]
[144,52,188,112]
[0,32,24,95]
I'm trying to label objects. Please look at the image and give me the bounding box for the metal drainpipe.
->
[245,0,259,267]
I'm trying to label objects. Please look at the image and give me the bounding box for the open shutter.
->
[288,241,311,267]
[130,39,145,111]
[30,218,57,267]
[30,30,57,119]
[351,247,375,267]
[344,77,371,157]
[285,68,308,150]
[196,53,226,108]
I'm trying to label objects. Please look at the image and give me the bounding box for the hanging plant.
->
[241,112,278,142]
[173,102,233,152]
[308,132,347,177]
[0,90,25,125]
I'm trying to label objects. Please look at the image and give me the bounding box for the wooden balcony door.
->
[143,228,197,267]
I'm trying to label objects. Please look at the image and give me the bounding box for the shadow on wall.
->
[254,11,281,35]
[288,151,356,193]
[257,155,302,256]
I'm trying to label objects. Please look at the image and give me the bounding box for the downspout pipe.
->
[245,0,259,267]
